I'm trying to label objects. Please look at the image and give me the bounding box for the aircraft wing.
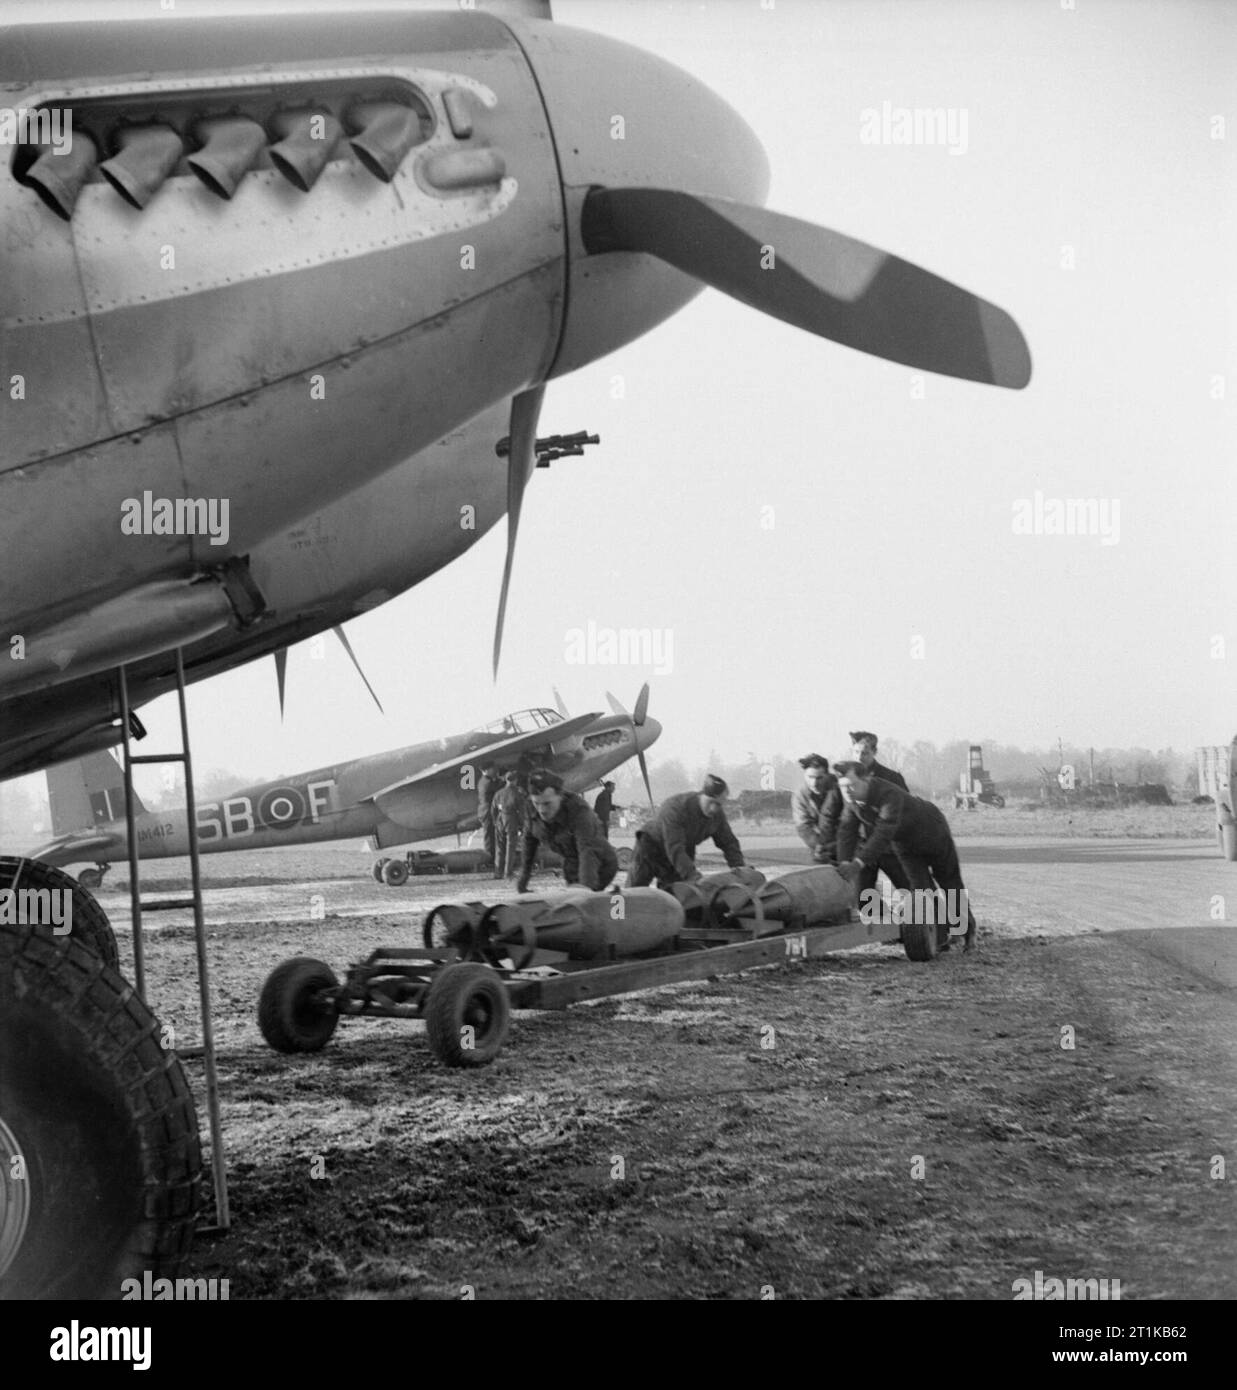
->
[363,711,602,822]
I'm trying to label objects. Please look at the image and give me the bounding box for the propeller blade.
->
[632,681,650,728]
[493,385,546,677]
[637,747,654,809]
[552,686,569,718]
[274,648,288,720]
[333,625,384,714]
[605,690,628,718]
[581,188,1031,389]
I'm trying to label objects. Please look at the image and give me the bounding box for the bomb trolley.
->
[257,867,951,1068]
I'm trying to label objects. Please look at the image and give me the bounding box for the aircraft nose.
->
[637,716,662,753]
[510,19,769,376]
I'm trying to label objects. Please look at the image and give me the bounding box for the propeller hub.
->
[507,19,770,379]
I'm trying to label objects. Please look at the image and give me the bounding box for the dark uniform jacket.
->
[520,792,616,889]
[639,791,744,879]
[867,760,908,791]
[492,783,526,823]
[477,771,500,820]
[826,762,908,859]
[593,787,614,826]
[792,779,841,859]
[835,777,947,867]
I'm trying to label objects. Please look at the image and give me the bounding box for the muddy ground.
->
[97,821,1236,1299]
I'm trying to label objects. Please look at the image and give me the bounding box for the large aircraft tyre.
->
[0,856,118,969]
[258,957,340,1053]
[382,858,409,887]
[0,924,201,1299]
[425,964,510,1068]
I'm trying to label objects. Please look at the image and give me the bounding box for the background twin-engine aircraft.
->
[32,687,659,881]
[0,0,1029,786]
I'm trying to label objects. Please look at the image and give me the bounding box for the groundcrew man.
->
[476,761,500,870]
[517,769,618,892]
[848,730,908,790]
[831,760,978,952]
[593,780,617,838]
[792,754,841,863]
[492,770,528,880]
[627,774,746,890]
[823,732,911,907]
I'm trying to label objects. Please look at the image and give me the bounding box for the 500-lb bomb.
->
[426,887,685,967]
[709,865,854,934]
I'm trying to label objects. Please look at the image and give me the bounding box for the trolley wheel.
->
[258,957,340,1052]
[0,856,118,968]
[901,918,940,962]
[371,859,387,882]
[0,924,201,1298]
[424,963,510,1068]
[382,858,409,887]
[77,867,103,890]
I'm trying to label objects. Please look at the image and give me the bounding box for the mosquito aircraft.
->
[32,688,659,882]
[0,1,1029,782]
[0,0,1032,1303]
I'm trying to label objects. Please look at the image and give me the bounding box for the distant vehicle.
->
[33,689,659,886]
[1197,740,1237,860]
[955,745,1005,809]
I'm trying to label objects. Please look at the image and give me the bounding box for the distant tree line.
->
[611,741,1200,806]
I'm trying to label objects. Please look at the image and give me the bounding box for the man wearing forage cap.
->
[627,774,746,891]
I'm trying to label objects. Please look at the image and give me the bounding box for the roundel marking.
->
[257,785,307,830]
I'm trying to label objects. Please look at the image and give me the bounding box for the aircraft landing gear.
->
[76,864,109,891]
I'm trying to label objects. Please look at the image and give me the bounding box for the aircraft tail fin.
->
[46,749,141,835]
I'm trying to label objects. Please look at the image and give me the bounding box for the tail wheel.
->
[257,957,340,1053]
[77,867,104,890]
[0,856,118,969]
[424,964,510,1067]
[0,924,200,1299]
[616,846,633,870]
[382,858,409,887]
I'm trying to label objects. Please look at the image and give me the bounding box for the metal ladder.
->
[117,649,230,1233]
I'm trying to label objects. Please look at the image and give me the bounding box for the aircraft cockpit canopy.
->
[474,708,564,737]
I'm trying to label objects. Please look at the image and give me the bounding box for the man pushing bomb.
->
[627,774,746,891]
[831,761,978,953]
[516,769,618,893]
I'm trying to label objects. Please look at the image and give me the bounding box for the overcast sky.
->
[4,0,1234,804]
